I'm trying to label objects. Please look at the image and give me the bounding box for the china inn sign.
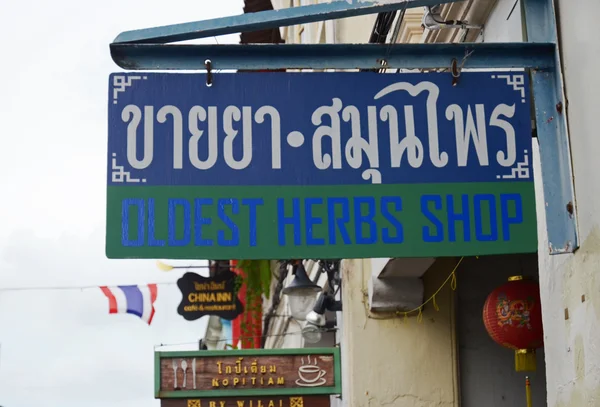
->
[106,72,537,260]
[155,348,341,405]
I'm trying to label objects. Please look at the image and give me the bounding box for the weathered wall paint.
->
[341,257,459,406]
[453,1,550,405]
[536,0,600,405]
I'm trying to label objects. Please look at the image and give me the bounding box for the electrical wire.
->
[388,8,405,45]
[0,281,179,293]
[401,256,463,316]
[154,327,339,349]
[360,10,398,73]
[0,262,227,292]
[425,6,468,26]
[363,257,465,321]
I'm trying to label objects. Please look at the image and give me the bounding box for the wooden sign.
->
[155,348,341,398]
[177,271,243,321]
[161,395,331,407]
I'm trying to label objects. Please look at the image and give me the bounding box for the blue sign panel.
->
[108,72,532,186]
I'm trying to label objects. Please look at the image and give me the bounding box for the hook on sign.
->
[451,58,460,86]
[205,59,213,87]
[450,50,474,87]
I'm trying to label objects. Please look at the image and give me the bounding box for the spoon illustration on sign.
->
[181,360,188,388]
[295,355,327,387]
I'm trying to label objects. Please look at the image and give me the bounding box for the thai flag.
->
[100,284,158,325]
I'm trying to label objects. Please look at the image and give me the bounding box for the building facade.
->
[201,1,599,406]
[264,1,600,406]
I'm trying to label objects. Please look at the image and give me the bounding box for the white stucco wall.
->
[477,0,522,43]
[341,258,459,407]
[536,1,600,406]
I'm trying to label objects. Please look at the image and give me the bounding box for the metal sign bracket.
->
[109,0,578,254]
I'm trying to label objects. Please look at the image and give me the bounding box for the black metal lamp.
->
[282,262,322,321]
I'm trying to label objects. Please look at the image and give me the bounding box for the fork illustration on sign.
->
[172,359,178,388]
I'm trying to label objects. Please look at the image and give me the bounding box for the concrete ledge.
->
[370,258,392,276]
[368,275,424,312]
[372,257,436,278]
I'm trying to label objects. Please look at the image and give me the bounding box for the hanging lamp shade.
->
[282,263,321,296]
[283,262,322,321]
[483,276,544,372]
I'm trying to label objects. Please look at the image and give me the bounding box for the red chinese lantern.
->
[483,276,544,372]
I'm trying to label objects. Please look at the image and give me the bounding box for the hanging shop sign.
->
[176,271,243,321]
[107,72,536,260]
[155,348,341,399]
[161,396,330,407]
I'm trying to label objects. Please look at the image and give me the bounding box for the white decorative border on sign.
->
[111,153,147,183]
[491,74,526,103]
[496,150,530,179]
[112,75,147,104]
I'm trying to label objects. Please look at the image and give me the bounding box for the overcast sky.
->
[0,1,243,406]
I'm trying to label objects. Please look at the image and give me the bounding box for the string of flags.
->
[0,283,167,326]
[0,261,235,326]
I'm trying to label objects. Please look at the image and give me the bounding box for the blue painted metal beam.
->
[110,42,556,70]
[523,0,578,253]
[112,0,462,44]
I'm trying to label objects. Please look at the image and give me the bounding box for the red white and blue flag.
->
[100,284,158,325]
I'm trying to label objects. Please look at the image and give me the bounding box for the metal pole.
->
[525,376,532,407]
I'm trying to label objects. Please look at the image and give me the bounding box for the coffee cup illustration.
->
[296,355,327,387]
